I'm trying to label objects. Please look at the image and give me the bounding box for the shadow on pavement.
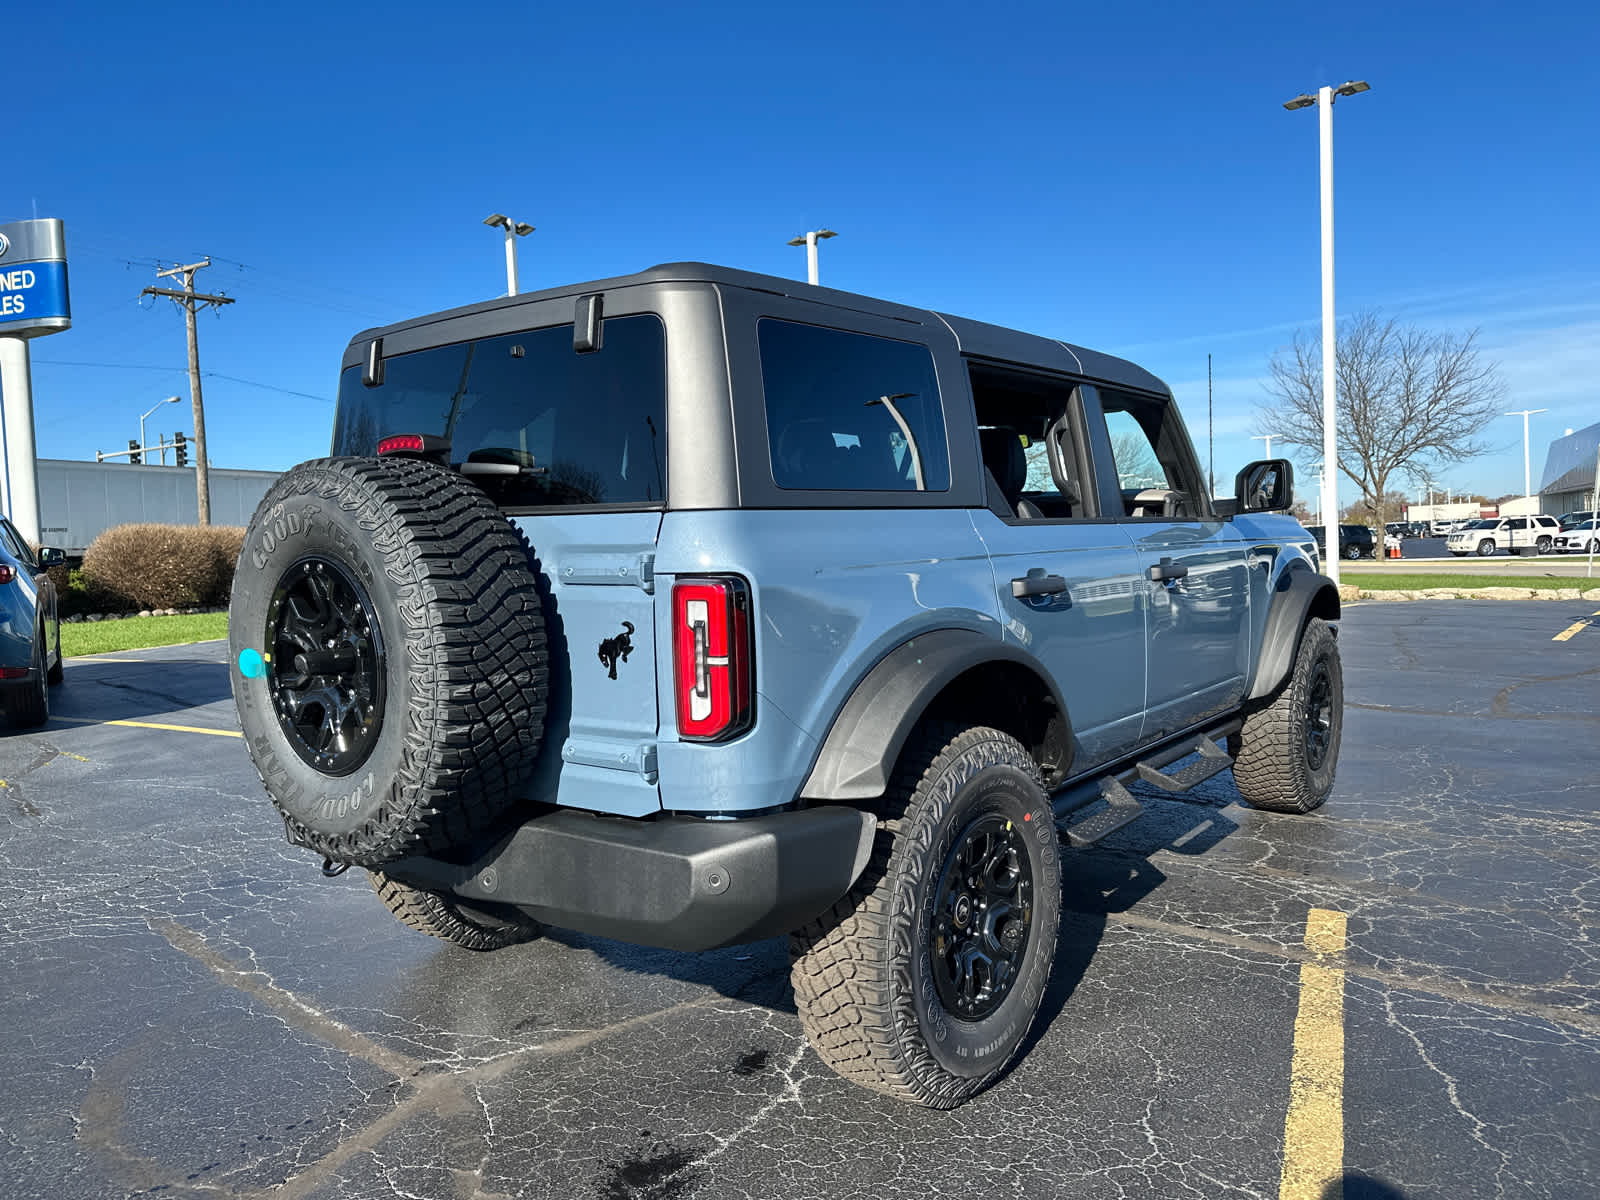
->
[1334,1173,1411,1198]
[43,657,234,725]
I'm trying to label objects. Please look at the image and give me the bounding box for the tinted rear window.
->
[332,314,666,507]
[758,319,948,492]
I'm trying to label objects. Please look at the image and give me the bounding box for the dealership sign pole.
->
[0,219,71,546]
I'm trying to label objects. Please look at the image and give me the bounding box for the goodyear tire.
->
[369,870,542,951]
[230,456,548,867]
[1231,618,1342,814]
[789,724,1061,1108]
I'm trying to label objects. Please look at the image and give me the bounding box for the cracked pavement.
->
[1,600,1595,1199]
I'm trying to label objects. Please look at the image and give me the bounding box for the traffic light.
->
[128,438,141,465]
[174,431,188,467]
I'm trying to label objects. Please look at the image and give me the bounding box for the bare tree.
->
[1256,313,1504,538]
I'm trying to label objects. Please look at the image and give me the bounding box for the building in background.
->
[1539,421,1600,515]
[36,459,279,555]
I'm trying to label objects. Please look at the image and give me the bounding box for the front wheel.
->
[1477,539,1496,557]
[47,619,63,686]
[1232,618,1342,814]
[790,724,1061,1108]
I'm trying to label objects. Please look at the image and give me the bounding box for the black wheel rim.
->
[930,812,1034,1021]
[266,556,386,776]
[1304,658,1334,772]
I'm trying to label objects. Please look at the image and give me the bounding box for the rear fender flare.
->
[799,629,1070,801]
[1246,568,1341,701]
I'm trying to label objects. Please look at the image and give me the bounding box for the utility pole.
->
[142,258,234,524]
[1207,353,1214,497]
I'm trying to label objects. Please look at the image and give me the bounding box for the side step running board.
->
[1057,733,1235,848]
[1134,737,1233,793]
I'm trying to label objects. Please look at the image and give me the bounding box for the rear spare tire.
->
[230,456,548,867]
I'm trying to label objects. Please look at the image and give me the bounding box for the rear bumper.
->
[381,806,877,952]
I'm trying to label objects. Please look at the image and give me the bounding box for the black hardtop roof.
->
[347,261,1168,395]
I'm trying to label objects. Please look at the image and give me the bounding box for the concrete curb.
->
[1338,584,1600,603]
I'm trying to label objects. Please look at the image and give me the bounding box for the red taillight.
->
[0,565,13,584]
[673,576,754,741]
[0,666,26,679]
[377,434,425,455]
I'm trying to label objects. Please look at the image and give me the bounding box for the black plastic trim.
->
[380,806,876,951]
[1246,568,1341,701]
[799,629,1071,801]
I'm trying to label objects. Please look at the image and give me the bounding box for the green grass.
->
[61,612,228,657]
[1343,572,1589,592]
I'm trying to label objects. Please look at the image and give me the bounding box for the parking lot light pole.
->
[787,229,837,285]
[140,395,181,466]
[1504,408,1547,518]
[1285,79,1370,584]
[1251,433,1281,459]
[483,213,535,296]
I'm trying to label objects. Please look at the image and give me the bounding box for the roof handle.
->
[574,294,603,354]
[362,337,385,387]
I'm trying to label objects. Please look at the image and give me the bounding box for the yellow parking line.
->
[1279,907,1348,1200]
[1552,610,1600,642]
[49,714,242,738]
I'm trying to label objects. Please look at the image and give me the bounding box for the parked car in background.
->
[1558,510,1598,531]
[1554,520,1600,554]
[1447,514,1561,556]
[1305,523,1376,559]
[0,517,65,728]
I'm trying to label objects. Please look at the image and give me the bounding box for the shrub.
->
[80,524,247,613]
[47,565,102,618]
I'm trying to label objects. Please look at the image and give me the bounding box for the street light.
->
[140,395,181,465]
[787,229,837,286]
[1251,433,1281,459]
[483,213,535,297]
[1505,408,1548,518]
[1284,79,1371,585]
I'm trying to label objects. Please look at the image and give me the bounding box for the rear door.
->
[332,301,670,816]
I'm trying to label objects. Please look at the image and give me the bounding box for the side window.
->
[0,520,31,566]
[1096,390,1204,518]
[1507,518,1526,531]
[1101,410,1169,491]
[759,319,949,492]
[968,363,1093,519]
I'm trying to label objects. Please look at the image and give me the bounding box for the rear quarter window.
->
[758,318,948,492]
[332,314,666,507]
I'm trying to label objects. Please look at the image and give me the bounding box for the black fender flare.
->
[1245,568,1341,701]
[799,628,1070,802]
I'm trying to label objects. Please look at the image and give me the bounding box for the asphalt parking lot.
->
[2,601,1596,1200]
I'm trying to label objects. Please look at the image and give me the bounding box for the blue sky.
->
[13,0,1598,507]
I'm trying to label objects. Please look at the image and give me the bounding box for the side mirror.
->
[1235,459,1294,512]
[38,547,67,568]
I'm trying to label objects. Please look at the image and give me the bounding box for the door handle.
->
[1147,558,1188,583]
[1012,573,1069,598]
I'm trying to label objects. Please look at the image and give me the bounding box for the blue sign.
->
[0,218,71,338]
[0,260,70,329]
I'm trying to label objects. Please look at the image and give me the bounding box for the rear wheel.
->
[369,871,542,951]
[789,724,1061,1108]
[1343,543,1362,560]
[1536,535,1553,555]
[4,628,50,728]
[1232,618,1342,814]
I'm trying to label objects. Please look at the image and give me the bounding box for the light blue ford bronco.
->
[230,262,1342,1108]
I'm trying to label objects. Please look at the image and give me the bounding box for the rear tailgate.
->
[517,512,663,816]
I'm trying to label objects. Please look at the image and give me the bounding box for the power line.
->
[33,359,328,402]
[203,372,330,403]
[142,258,235,525]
